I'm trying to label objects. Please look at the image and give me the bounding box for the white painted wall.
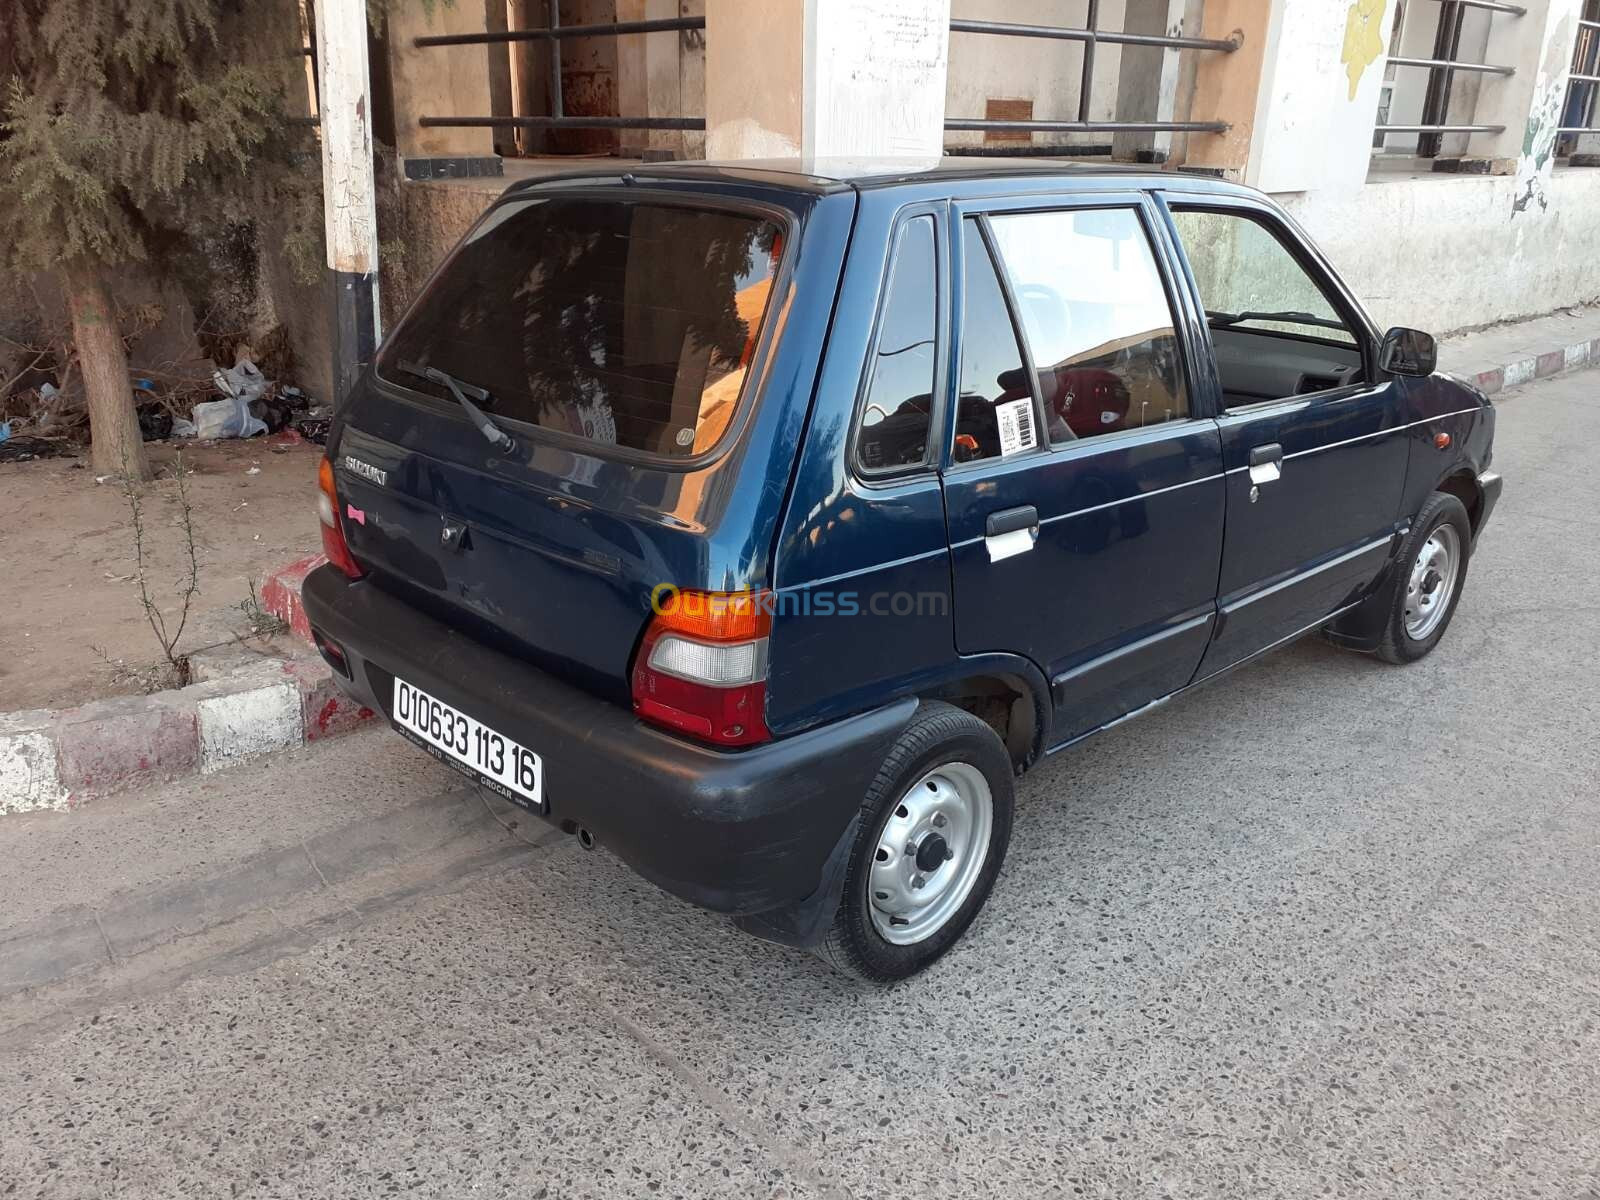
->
[1248,0,1393,195]
[706,0,951,160]
[1279,167,1600,335]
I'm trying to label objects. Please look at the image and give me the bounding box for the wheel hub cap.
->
[1404,523,1461,641]
[868,762,994,946]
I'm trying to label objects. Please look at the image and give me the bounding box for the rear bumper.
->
[302,566,910,921]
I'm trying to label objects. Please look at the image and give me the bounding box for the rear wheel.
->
[816,702,1014,983]
[1376,491,1472,664]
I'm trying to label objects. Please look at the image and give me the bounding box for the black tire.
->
[815,701,1014,983]
[1375,491,1473,664]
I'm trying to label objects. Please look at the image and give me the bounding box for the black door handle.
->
[1248,443,1283,467]
[986,506,1039,537]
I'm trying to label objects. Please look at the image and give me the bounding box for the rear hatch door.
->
[332,186,793,701]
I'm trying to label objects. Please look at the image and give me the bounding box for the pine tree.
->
[0,1,305,478]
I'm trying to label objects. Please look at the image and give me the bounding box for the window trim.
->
[848,203,950,482]
[946,194,1200,471]
[370,186,800,473]
[1156,191,1384,416]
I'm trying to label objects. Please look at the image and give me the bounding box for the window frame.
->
[1155,191,1384,416]
[370,186,800,473]
[946,190,1207,474]
[847,202,951,482]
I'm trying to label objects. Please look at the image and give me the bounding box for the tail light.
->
[317,457,364,579]
[631,589,772,746]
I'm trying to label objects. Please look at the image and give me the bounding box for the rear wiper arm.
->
[396,360,515,453]
[1207,309,1348,332]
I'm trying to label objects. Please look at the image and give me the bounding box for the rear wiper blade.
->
[1207,309,1348,332]
[396,360,515,453]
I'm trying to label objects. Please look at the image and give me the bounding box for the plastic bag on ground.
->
[192,394,267,439]
[192,357,269,439]
[214,358,268,407]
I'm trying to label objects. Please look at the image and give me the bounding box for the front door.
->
[1159,196,1407,678]
[940,196,1225,747]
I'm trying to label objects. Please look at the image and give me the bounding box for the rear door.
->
[939,194,1225,747]
[1159,194,1407,677]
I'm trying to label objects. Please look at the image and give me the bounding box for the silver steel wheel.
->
[867,761,994,946]
[1404,522,1462,641]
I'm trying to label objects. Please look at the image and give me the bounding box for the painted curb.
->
[0,657,375,817]
[1461,334,1600,397]
[260,552,326,642]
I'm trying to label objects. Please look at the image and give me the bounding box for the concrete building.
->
[342,0,1600,340]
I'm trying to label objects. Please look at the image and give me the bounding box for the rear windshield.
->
[377,196,784,459]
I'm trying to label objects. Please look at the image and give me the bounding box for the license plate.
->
[391,676,543,811]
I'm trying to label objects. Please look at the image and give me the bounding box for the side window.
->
[987,208,1188,446]
[1169,209,1357,346]
[955,220,1038,464]
[856,215,937,472]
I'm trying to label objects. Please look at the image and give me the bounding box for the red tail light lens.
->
[630,589,772,746]
[317,457,364,580]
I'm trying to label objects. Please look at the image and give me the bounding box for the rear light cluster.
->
[317,457,364,580]
[631,589,772,747]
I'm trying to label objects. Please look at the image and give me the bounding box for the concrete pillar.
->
[1464,0,1583,196]
[1181,0,1274,177]
[1113,0,1189,161]
[705,0,951,160]
[386,0,504,178]
[485,0,517,157]
[315,0,381,406]
[617,0,685,158]
[1185,0,1396,194]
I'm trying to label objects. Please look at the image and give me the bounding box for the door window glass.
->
[955,220,1037,464]
[1169,209,1357,346]
[857,215,937,472]
[987,208,1188,445]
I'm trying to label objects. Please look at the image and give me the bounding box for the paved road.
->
[3,371,1597,1200]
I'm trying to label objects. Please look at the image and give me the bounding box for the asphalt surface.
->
[2,369,1597,1200]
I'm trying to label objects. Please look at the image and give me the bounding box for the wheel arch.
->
[919,655,1051,772]
[1434,468,1485,534]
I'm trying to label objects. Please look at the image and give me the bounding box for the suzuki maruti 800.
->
[304,160,1501,981]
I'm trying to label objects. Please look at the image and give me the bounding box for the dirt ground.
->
[0,437,322,711]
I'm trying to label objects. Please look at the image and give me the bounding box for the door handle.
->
[1247,443,1283,486]
[986,506,1038,537]
[984,505,1038,563]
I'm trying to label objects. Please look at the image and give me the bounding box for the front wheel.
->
[815,702,1014,983]
[1376,491,1473,664]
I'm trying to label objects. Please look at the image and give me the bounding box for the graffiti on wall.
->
[1514,15,1576,216]
[1341,0,1389,101]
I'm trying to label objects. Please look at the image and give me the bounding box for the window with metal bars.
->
[1373,0,1525,160]
[1556,0,1600,156]
[942,1,1240,160]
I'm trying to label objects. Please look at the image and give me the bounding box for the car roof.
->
[502,155,1260,201]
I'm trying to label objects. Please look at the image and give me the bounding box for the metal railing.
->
[1375,0,1521,149]
[945,4,1241,153]
[415,4,706,134]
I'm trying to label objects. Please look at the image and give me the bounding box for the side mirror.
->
[1378,326,1437,377]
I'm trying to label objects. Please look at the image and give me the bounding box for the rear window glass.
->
[377,197,784,458]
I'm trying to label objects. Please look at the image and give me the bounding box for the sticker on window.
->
[994,398,1038,457]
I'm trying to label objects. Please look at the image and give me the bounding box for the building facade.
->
[345,0,1600,338]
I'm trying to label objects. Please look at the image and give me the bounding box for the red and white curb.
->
[1460,334,1600,396]
[0,657,373,816]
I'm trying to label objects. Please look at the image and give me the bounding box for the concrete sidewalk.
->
[1438,305,1600,395]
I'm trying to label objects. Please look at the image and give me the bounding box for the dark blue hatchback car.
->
[304,158,1501,981]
